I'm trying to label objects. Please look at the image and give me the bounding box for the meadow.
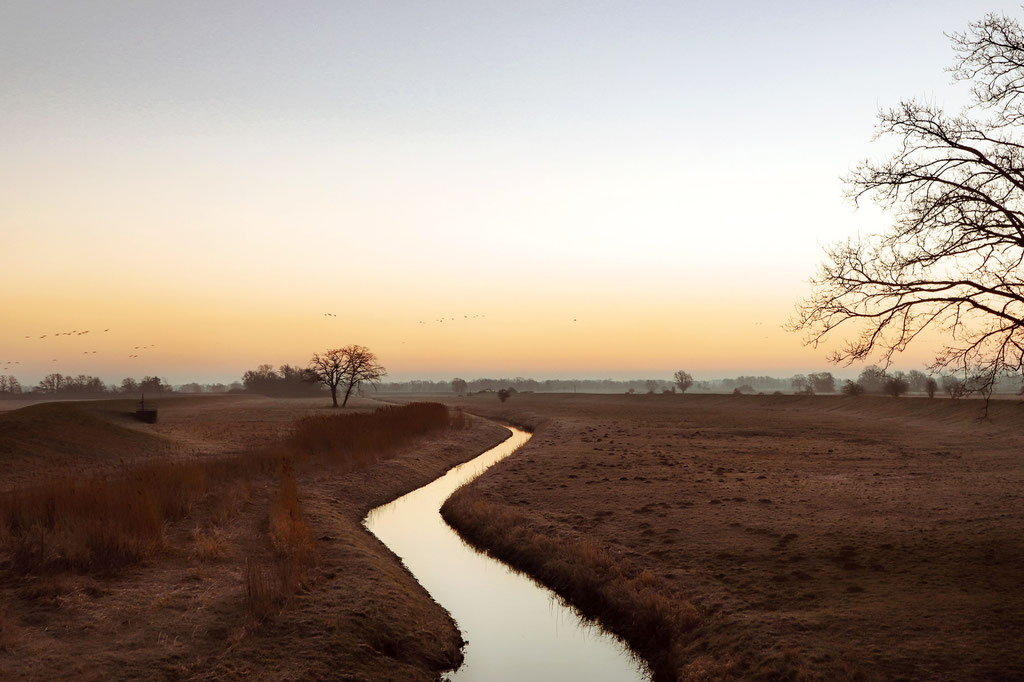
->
[0,395,506,680]
[2,391,1022,681]
[434,392,1024,681]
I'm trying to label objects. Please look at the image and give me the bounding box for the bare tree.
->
[809,371,836,394]
[791,374,813,394]
[884,375,910,398]
[309,345,386,408]
[673,370,693,393]
[0,375,16,395]
[451,377,468,395]
[841,380,865,396]
[309,349,346,407]
[36,373,65,394]
[792,11,1024,399]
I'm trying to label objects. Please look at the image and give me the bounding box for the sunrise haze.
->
[3,1,1014,383]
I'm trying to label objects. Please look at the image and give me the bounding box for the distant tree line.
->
[379,377,683,394]
[34,374,174,396]
[836,366,1021,399]
[241,364,324,397]
[0,375,23,396]
[0,374,240,399]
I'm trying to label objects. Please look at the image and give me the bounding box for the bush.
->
[884,376,910,397]
[841,380,865,396]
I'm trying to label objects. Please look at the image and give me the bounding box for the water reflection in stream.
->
[364,426,650,682]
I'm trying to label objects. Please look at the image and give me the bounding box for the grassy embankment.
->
[435,392,1024,681]
[0,398,497,680]
[1,402,456,602]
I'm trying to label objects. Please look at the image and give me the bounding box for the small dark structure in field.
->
[134,394,158,423]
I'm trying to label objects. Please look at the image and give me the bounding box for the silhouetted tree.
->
[36,373,64,394]
[242,364,279,393]
[925,377,938,398]
[841,380,865,396]
[0,375,21,395]
[857,366,888,394]
[139,376,170,393]
[906,370,930,393]
[497,388,511,403]
[120,377,139,393]
[942,375,966,399]
[452,378,468,395]
[0,375,19,393]
[673,370,693,393]
[645,380,658,394]
[309,345,386,408]
[809,372,836,393]
[793,10,1024,399]
[791,374,813,394]
[884,375,910,397]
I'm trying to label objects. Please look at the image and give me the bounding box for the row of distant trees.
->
[0,373,239,398]
[37,374,173,396]
[443,368,1023,397]
[836,366,1007,399]
[241,364,324,397]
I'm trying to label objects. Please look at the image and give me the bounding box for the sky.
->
[2,1,1020,385]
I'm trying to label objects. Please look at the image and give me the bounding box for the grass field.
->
[4,391,1022,680]
[431,392,1024,681]
[0,394,508,680]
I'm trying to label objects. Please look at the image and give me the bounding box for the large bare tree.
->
[309,344,386,408]
[793,10,1024,397]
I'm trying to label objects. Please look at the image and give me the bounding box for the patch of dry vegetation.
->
[0,400,176,489]
[0,402,452,578]
[290,401,458,465]
[0,397,499,680]
[433,392,1024,681]
[442,486,699,679]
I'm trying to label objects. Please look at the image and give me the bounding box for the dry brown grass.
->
[0,461,207,573]
[0,396,504,681]
[290,401,454,467]
[0,402,451,578]
[442,486,700,680]
[0,600,16,653]
[244,555,279,623]
[432,392,1024,681]
[266,459,318,598]
[189,526,229,562]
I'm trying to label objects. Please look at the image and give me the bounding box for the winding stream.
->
[364,426,650,681]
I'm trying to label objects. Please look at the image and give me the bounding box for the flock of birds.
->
[4,329,161,372]
[417,314,487,324]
